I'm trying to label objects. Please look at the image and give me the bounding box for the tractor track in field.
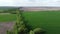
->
[0,22,15,34]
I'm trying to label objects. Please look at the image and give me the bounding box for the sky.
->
[0,0,60,7]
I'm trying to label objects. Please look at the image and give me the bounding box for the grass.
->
[0,14,16,22]
[23,11,60,34]
[0,11,60,34]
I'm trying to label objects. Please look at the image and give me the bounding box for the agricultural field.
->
[0,13,16,22]
[0,11,60,34]
[23,11,60,34]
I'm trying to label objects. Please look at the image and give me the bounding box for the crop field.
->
[23,11,60,34]
[0,11,60,34]
[0,14,16,22]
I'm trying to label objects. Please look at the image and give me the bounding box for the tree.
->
[6,7,28,34]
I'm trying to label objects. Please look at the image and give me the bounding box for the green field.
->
[0,11,60,34]
[0,14,16,22]
[23,11,60,34]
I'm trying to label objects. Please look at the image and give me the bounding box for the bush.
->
[33,28,46,34]
[29,30,34,34]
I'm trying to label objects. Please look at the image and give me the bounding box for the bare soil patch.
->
[0,22,15,34]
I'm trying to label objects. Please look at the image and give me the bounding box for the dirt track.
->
[0,22,14,34]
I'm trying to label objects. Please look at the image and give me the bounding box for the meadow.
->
[0,14,16,22]
[0,11,60,34]
[23,11,60,34]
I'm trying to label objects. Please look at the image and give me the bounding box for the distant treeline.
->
[0,7,19,14]
[0,8,17,14]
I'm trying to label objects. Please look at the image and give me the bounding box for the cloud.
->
[0,0,60,7]
[18,0,60,6]
[0,0,15,6]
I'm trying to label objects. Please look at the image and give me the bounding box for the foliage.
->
[33,28,43,32]
[6,8,28,34]
[0,8,17,14]
[33,28,45,34]
[29,30,34,34]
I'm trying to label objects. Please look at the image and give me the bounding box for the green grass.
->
[0,14,16,22]
[23,11,60,34]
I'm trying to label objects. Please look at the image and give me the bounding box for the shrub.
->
[29,30,34,34]
[33,28,46,34]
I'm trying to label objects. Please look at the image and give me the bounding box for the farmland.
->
[23,11,60,34]
[0,11,60,34]
[0,14,16,22]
